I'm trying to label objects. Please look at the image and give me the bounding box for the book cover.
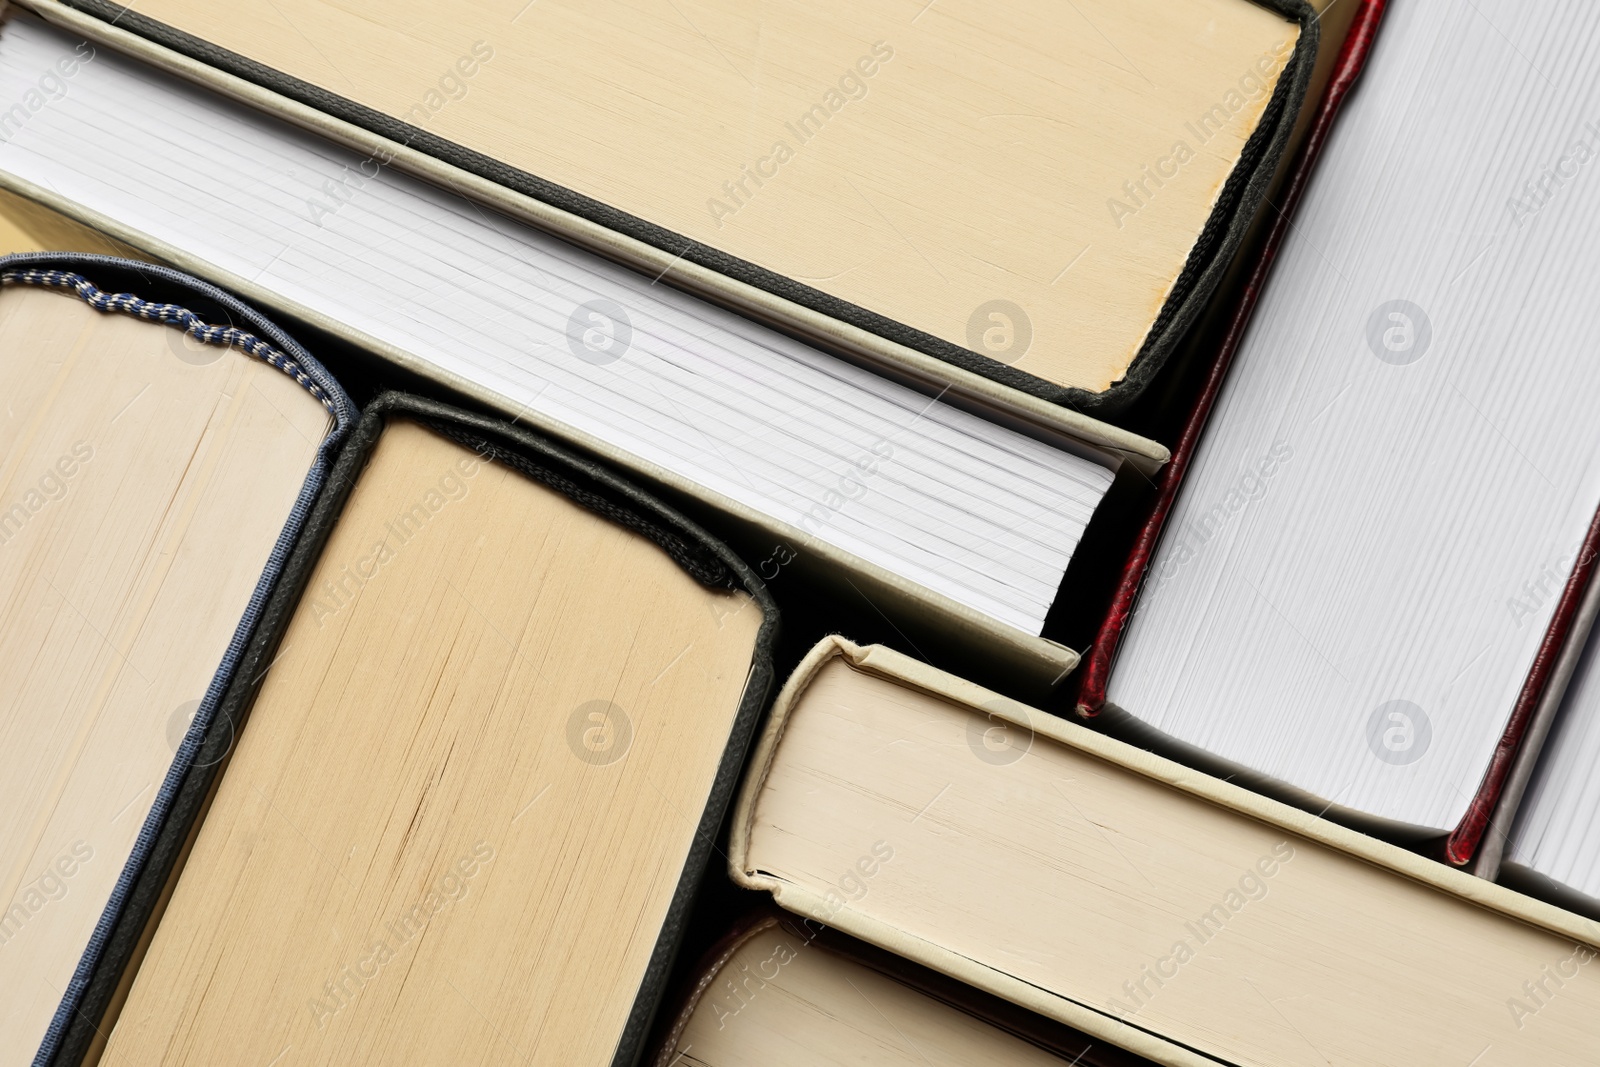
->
[54,393,778,1067]
[0,251,356,1067]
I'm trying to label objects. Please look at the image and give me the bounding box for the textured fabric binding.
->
[0,267,338,414]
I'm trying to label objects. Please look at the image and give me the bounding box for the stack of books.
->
[2,0,1597,1064]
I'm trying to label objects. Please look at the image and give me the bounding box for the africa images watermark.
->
[1150,439,1293,590]
[702,841,894,1032]
[1107,841,1297,1019]
[1507,120,1600,230]
[1505,942,1596,1031]
[699,916,825,1033]
[305,447,490,627]
[966,299,1032,366]
[1507,539,1598,629]
[166,697,235,768]
[704,541,796,635]
[967,698,1034,767]
[1365,699,1432,766]
[303,41,495,226]
[0,40,95,143]
[566,699,633,766]
[796,436,895,540]
[0,441,95,549]
[0,841,94,949]
[307,841,496,1029]
[705,41,896,229]
[1107,38,1294,230]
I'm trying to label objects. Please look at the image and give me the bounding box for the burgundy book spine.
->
[1448,500,1600,863]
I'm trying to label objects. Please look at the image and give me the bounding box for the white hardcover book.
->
[1108,0,1600,841]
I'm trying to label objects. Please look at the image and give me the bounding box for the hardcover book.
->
[1080,0,1600,869]
[0,252,355,1067]
[67,394,777,1067]
[36,0,1321,412]
[651,911,1150,1067]
[731,637,1600,1067]
[0,6,1165,684]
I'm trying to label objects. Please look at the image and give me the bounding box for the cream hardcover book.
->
[651,913,1148,1067]
[731,637,1600,1067]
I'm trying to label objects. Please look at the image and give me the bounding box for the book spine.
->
[1449,497,1600,864]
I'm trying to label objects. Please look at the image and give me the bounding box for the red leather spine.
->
[1074,0,1388,718]
[1447,508,1600,864]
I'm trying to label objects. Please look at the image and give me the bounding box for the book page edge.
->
[0,172,1080,683]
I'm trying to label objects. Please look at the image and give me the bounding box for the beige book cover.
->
[34,0,1317,409]
[0,255,349,1067]
[90,396,776,1067]
[730,637,1600,1067]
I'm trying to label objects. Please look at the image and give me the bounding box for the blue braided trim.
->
[0,268,336,414]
